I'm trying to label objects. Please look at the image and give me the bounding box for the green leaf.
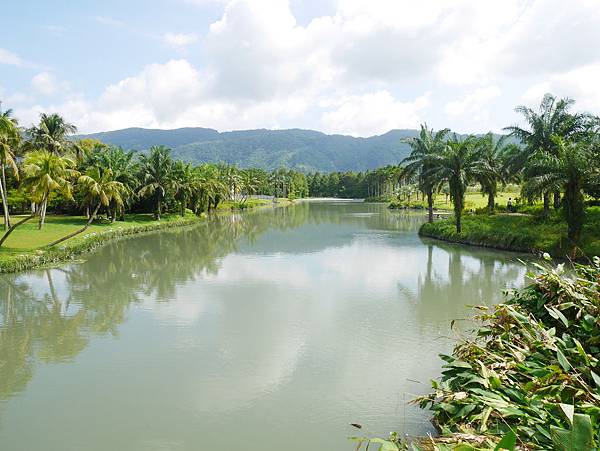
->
[494,431,517,451]
[546,306,569,328]
[559,403,575,423]
[551,413,595,451]
[556,348,571,372]
[591,371,600,389]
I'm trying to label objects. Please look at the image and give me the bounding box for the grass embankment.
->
[419,207,600,258]
[0,198,277,273]
[0,213,203,273]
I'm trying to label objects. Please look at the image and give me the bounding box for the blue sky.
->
[2,0,599,136]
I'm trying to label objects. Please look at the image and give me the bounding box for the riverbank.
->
[0,198,287,273]
[418,207,600,258]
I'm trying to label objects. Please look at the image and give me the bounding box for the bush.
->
[415,258,600,449]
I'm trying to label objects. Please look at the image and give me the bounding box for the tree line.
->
[1,93,599,248]
[0,106,308,247]
[401,94,600,245]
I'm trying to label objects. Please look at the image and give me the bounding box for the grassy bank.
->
[0,197,279,273]
[0,213,204,273]
[419,207,600,258]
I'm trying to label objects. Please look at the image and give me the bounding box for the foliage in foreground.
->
[355,257,600,450]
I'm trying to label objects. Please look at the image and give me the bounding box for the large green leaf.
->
[550,413,595,451]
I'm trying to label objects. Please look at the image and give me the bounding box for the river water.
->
[0,201,528,450]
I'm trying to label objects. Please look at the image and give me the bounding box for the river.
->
[0,201,528,450]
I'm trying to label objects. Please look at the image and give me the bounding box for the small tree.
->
[427,135,484,233]
[137,146,174,220]
[402,124,449,223]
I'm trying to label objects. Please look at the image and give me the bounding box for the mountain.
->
[78,127,420,172]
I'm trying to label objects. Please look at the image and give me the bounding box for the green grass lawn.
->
[433,191,516,210]
[420,206,600,258]
[0,213,196,261]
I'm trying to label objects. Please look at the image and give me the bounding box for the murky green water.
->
[0,201,528,451]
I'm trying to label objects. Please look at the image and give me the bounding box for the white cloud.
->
[321,91,430,136]
[162,32,199,48]
[31,72,69,97]
[0,48,27,67]
[445,86,501,117]
[95,16,125,28]
[521,63,600,112]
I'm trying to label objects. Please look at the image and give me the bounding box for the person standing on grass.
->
[507,198,513,213]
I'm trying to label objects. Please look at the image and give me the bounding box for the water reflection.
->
[0,202,528,451]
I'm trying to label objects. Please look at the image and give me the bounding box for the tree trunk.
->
[0,172,10,230]
[543,192,550,216]
[487,193,495,212]
[156,192,162,220]
[0,213,36,247]
[38,198,48,230]
[0,167,10,230]
[454,195,463,234]
[427,189,434,223]
[553,191,561,210]
[47,204,101,247]
[564,180,584,244]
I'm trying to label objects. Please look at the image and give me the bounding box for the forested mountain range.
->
[79,127,422,172]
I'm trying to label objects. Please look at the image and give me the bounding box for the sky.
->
[1,0,600,137]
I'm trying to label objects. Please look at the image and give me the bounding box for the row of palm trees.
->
[402,94,600,242]
[0,107,308,247]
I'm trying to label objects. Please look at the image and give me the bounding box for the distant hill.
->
[78,127,421,172]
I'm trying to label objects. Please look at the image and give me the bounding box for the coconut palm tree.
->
[402,124,450,222]
[525,136,599,244]
[504,94,595,214]
[27,113,81,157]
[20,151,78,229]
[239,169,260,204]
[47,167,126,247]
[426,135,485,233]
[137,145,174,220]
[475,133,520,212]
[0,104,20,229]
[192,164,227,213]
[90,146,136,220]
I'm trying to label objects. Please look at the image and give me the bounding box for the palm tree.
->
[0,103,20,230]
[240,169,260,204]
[426,135,484,233]
[90,146,136,220]
[27,113,80,157]
[137,146,174,220]
[525,136,599,244]
[475,133,519,212]
[504,94,594,214]
[402,124,450,223]
[172,161,196,217]
[47,167,126,247]
[21,151,78,229]
[192,164,228,212]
